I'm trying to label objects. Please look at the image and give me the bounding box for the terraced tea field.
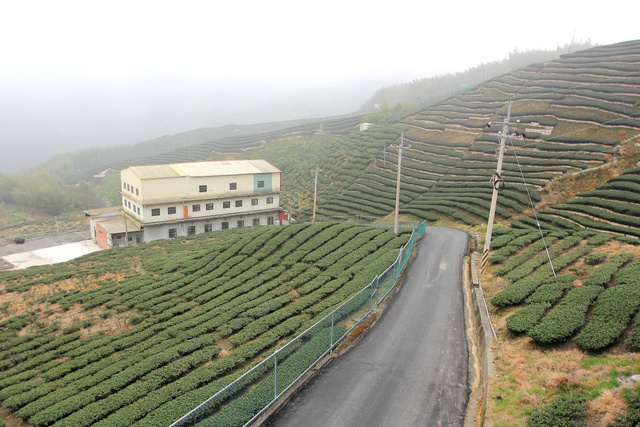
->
[0,223,412,426]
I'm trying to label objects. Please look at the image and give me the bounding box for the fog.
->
[0,0,638,173]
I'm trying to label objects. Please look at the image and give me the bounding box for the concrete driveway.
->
[266,227,470,426]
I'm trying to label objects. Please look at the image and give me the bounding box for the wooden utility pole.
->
[312,164,322,223]
[481,101,512,273]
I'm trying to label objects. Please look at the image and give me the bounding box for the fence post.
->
[370,280,375,312]
[274,353,278,399]
[330,312,334,352]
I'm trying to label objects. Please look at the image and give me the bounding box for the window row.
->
[153,197,275,216]
[122,182,139,196]
[198,181,264,193]
[168,216,275,237]
[124,198,141,215]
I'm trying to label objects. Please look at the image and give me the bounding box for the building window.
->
[204,224,212,232]
[229,182,237,190]
[266,197,274,204]
[127,183,131,192]
[137,207,141,215]
[206,203,214,210]
[221,221,229,229]
[123,182,126,190]
[251,198,258,206]
[187,226,196,235]
[253,218,260,227]
[237,220,244,228]
[199,185,207,193]
[267,216,274,225]
[223,201,230,209]
[192,204,201,212]
[168,207,177,215]
[257,180,265,188]
[169,228,177,238]
[135,188,139,196]
[151,208,160,216]
[235,200,243,207]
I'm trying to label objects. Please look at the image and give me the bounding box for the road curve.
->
[266,226,470,427]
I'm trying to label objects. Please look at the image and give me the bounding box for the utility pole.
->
[481,101,522,273]
[311,164,322,223]
[389,132,410,235]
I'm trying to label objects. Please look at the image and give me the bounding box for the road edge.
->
[464,250,496,426]
[252,235,422,426]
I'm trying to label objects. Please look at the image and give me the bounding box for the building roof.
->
[124,160,281,180]
[84,206,122,217]
[96,217,142,234]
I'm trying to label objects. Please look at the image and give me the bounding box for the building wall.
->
[141,176,184,202]
[131,172,281,204]
[94,221,111,249]
[143,210,281,242]
[138,193,279,224]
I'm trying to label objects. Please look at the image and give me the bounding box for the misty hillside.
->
[312,40,640,231]
[4,39,640,427]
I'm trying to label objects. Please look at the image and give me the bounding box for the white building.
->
[115,159,284,243]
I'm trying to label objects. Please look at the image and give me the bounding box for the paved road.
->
[0,230,90,257]
[266,226,470,427]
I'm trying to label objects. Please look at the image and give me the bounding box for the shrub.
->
[525,275,576,304]
[526,393,587,427]
[584,253,607,265]
[528,286,603,344]
[573,282,640,352]
[506,303,551,334]
[582,253,633,287]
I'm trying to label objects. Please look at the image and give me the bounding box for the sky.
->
[0,0,638,173]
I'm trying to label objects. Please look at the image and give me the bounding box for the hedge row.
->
[582,253,634,286]
[527,286,603,344]
[573,282,640,352]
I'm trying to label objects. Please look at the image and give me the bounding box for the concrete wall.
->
[143,211,280,243]
[94,221,110,249]
[139,194,280,224]
[464,251,495,427]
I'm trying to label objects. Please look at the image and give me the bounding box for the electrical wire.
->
[507,136,557,277]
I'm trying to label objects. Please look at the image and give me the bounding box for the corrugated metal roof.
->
[125,160,280,180]
[84,206,121,217]
[128,164,181,180]
[97,217,142,234]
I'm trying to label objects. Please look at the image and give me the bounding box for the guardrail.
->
[170,221,427,426]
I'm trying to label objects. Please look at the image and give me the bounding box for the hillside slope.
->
[319,40,640,234]
[0,223,412,426]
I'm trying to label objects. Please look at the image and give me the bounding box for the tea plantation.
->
[0,223,411,426]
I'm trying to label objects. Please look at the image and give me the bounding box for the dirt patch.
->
[0,404,27,427]
[335,313,378,354]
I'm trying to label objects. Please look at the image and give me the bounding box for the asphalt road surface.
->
[266,226,470,427]
[0,230,90,257]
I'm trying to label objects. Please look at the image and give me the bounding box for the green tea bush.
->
[527,286,603,344]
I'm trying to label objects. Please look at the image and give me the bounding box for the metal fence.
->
[170,221,427,427]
